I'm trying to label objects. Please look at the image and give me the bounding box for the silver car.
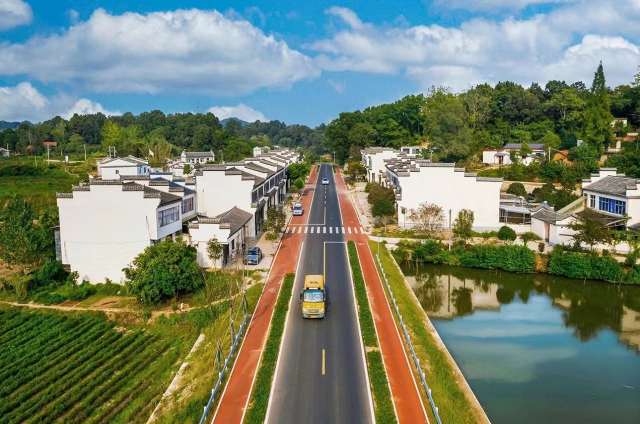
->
[293,203,304,216]
[322,178,329,185]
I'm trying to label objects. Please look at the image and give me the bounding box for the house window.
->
[599,197,626,215]
[115,170,119,174]
[589,194,596,208]
[182,197,194,214]
[158,206,180,227]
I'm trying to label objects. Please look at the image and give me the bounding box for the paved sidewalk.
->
[211,166,319,424]
[336,169,429,424]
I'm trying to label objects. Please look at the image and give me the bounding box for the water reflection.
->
[404,264,640,350]
[402,263,640,424]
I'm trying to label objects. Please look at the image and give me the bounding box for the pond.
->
[401,263,640,424]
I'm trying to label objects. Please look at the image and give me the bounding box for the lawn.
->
[0,157,93,214]
[0,306,199,424]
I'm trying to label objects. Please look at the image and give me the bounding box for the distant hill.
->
[220,117,250,126]
[0,121,23,130]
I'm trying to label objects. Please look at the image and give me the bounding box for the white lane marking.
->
[299,227,303,234]
[353,227,358,234]
[317,226,321,233]
[304,227,308,234]
[311,227,315,234]
[348,227,352,234]
[323,227,326,234]
[342,226,345,233]
[329,227,333,234]
[360,227,365,233]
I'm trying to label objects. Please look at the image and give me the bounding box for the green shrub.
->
[506,182,527,197]
[33,292,67,305]
[590,256,623,282]
[520,231,542,245]
[548,251,591,279]
[364,182,378,193]
[67,283,97,301]
[412,240,444,262]
[33,261,68,287]
[497,226,517,242]
[458,245,535,272]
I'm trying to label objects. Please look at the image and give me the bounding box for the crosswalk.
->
[285,226,366,234]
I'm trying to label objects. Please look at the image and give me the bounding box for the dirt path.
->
[211,165,318,424]
[336,169,429,423]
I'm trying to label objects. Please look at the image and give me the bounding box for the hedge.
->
[548,251,626,282]
[244,273,295,424]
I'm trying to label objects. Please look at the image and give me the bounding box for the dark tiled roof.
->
[245,163,275,177]
[183,151,214,158]
[197,207,252,235]
[531,207,566,223]
[504,143,545,150]
[583,176,639,196]
[142,186,182,206]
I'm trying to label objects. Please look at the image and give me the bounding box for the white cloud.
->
[206,103,267,122]
[0,0,32,30]
[309,3,640,91]
[436,0,577,11]
[327,79,346,93]
[0,82,119,122]
[68,9,79,24]
[326,6,367,30]
[0,8,319,96]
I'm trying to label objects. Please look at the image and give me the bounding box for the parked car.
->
[322,177,329,185]
[293,202,304,216]
[244,247,263,265]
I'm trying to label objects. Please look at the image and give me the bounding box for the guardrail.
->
[375,253,443,424]
[199,312,249,424]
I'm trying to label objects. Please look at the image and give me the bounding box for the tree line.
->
[325,63,640,175]
[0,110,326,164]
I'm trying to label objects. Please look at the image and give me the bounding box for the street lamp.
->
[428,147,438,162]
[83,144,87,161]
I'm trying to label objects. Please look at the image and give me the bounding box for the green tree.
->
[0,196,45,271]
[223,138,252,161]
[497,226,517,243]
[569,209,612,253]
[147,133,172,168]
[540,131,562,152]
[346,161,367,179]
[294,178,305,191]
[347,122,378,149]
[583,62,614,155]
[452,209,474,244]
[207,237,224,270]
[124,239,202,304]
[183,164,191,174]
[367,184,395,205]
[519,141,533,159]
[371,198,395,228]
[506,182,527,197]
[264,207,287,244]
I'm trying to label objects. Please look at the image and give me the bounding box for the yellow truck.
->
[300,275,326,319]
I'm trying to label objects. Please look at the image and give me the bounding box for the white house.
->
[400,146,423,156]
[530,167,639,251]
[385,158,503,231]
[98,156,149,179]
[181,150,215,164]
[482,143,545,166]
[189,207,253,268]
[253,146,270,157]
[56,180,183,283]
[361,147,402,184]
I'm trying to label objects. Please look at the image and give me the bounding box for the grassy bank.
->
[244,273,295,424]
[347,241,397,424]
[369,240,488,424]
[150,283,263,423]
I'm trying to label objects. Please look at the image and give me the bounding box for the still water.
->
[401,263,640,424]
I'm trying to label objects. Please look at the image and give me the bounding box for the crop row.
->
[0,322,116,398]
[0,315,83,365]
[0,328,133,420]
[0,313,50,344]
[60,341,169,424]
[1,332,149,424]
[0,311,31,336]
[29,338,164,424]
[0,318,107,387]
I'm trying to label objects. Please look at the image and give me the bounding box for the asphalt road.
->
[265,164,373,424]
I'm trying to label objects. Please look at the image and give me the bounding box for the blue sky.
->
[1,0,639,126]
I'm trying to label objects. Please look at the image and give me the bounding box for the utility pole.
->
[84,144,87,161]
[47,146,50,164]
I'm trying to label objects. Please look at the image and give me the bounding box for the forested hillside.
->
[325,63,640,178]
[0,112,325,164]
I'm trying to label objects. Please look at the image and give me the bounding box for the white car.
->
[293,203,304,216]
[322,178,329,185]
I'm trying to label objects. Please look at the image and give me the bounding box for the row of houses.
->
[56,149,299,283]
[361,148,640,250]
[361,147,503,230]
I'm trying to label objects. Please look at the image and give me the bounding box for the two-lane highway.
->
[266,164,374,424]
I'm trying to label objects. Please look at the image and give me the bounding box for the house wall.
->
[363,150,399,183]
[99,164,138,179]
[57,185,175,284]
[196,172,257,238]
[396,167,502,231]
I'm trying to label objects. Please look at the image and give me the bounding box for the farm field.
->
[0,308,197,424]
